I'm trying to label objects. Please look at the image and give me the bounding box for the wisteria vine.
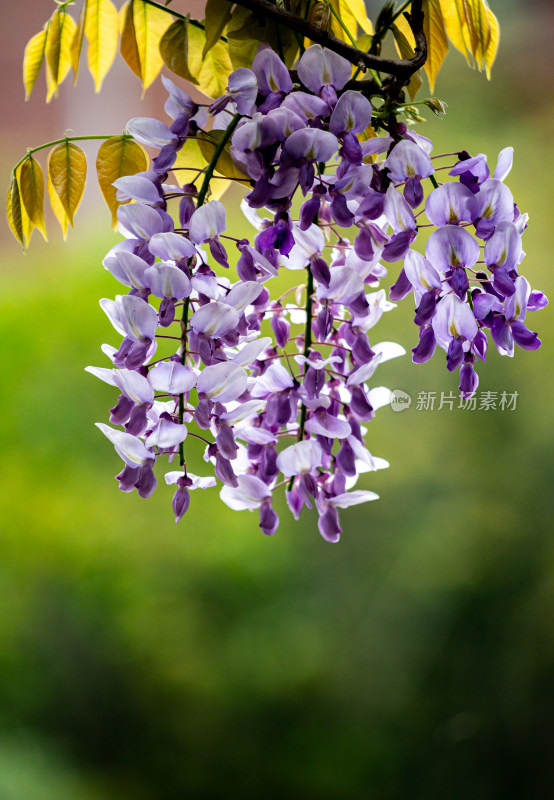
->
[87,45,547,542]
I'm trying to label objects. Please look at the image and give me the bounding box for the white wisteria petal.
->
[96,423,153,467]
[220,474,271,511]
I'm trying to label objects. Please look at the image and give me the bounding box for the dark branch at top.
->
[227,0,426,83]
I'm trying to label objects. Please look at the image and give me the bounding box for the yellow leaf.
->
[203,0,233,58]
[6,174,33,247]
[465,0,490,67]
[70,0,87,85]
[439,0,471,63]
[96,136,148,227]
[131,0,172,93]
[197,131,251,187]
[159,19,199,84]
[484,5,499,78]
[328,0,358,45]
[422,0,449,92]
[120,0,142,79]
[48,170,70,239]
[226,8,265,70]
[47,142,87,225]
[45,9,77,101]
[393,9,416,48]
[23,27,48,100]
[84,0,119,92]
[187,25,233,99]
[341,0,373,34]
[19,156,47,241]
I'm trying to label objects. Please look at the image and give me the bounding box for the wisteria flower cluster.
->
[87,45,547,542]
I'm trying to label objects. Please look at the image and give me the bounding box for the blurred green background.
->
[1,2,553,798]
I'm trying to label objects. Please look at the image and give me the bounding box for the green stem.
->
[299,264,314,442]
[11,134,131,175]
[177,113,242,463]
[196,113,241,207]
[138,0,220,38]
[323,0,359,50]
[178,296,190,467]
[429,174,439,189]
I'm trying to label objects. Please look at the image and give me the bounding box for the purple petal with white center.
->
[283,92,330,122]
[432,293,478,344]
[484,221,522,270]
[189,200,226,244]
[285,128,339,162]
[505,275,531,321]
[126,117,177,148]
[148,232,196,262]
[385,139,434,183]
[403,249,443,292]
[114,175,160,205]
[329,490,379,508]
[220,399,265,424]
[297,45,351,92]
[120,294,158,341]
[329,90,372,135]
[318,266,364,301]
[252,48,292,96]
[191,274,220,300]
[362,136,394,157]
[165,471,216,489]
[112,368,154,404]
[425,183,479,226]
[190,302,239,338]
[103,250,150,291]
[220,474,271,510]
[162,75,195,116]
[250,363,294,398]
[145,263,191,300]
[346,353,382,386]
[426,225,480,270]
[263,107,305,142]
[145,416,187,449]
[196,362,247,402]
[148,361,197,394]
[95,423,153,467]
[231,336,272,367]
[476,179,514,226]
[225,281,264,313]
[228,67,257,114]
[383,186,416,233]
[117,203,167,240]
[473,291,499,320]
[305,411,351,439]
[276,440,323,477]
[493,147,514,181]
[450,153,489,179]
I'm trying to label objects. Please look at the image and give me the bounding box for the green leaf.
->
[45,8,77,101]
[203,0,232,58]
[47,142,87,225]
[23,26,48,100]
[84,0,120,92]
[130,0,172,93]
[422,0,449,92]
[159,19,199,84]
[19,156,47,241]
[187,25,233,98]
[96,136,148,227]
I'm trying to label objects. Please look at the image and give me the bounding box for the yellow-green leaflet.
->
[84,0,119,93]
[19,156,47,241]
[128,0,172,93]
[159,19,199,84]
[422,0,449,92]
[23,27,48,100]
[48,170,70,239]
[96,136,148,227]
[187,25,233,98]
[203,0,232,58]
[7,174,33,247]
[45,9,77,101]
[47,142,87,226]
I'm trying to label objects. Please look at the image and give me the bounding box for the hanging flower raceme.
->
[87,45,547,541]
